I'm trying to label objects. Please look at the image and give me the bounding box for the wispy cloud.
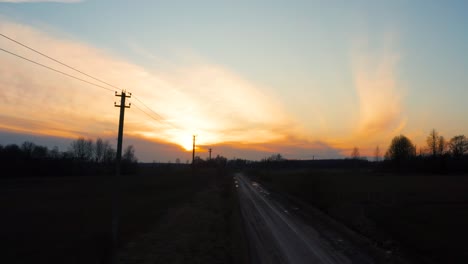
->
[0,19,298,156]
[340,33,406,156]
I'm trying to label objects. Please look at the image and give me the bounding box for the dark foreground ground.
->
[250,168,468,264]
[0,166,247,264]
[4,164,466,264]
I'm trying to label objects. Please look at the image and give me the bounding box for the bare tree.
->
[123,145,137,163]
[70,137,94,161]
[103,146,116,163]
[426,129,445,157]
[427,129,439,157]
[50,146,60,159]
[374,146,381,162]
[20,141,49,159]
[264,153,285,162]
[93,138,115,163]
[95,138,105,162]
[32,145,48,159]
[351,147,360,160]
[21,141,35,158]
[419,147,424,157]
[449,135,468,157]
[438,135,447,156]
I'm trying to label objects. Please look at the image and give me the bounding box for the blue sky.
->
[1,0,467,161]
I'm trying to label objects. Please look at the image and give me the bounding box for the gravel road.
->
[236,173,377,264]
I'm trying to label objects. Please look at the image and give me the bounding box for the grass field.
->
[250,168,468,264]
[0,166,246,264]
[119,172,248,264]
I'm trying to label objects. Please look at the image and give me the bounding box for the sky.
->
[0,0,467,162]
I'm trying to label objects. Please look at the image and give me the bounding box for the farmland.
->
[0,166,246,264]
[250,168,468,263]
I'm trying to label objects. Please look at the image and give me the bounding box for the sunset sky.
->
[1,0,467,162]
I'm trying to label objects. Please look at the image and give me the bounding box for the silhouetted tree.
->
[263,153,285,162]
[32,145,48,159]
[374,146,381,162]
[122,145,137,163]
[94,138,114,163]
[214,155,227,166]
[95,138,105,162]
[193,156,205,165]
[103,145,116,163]
[385,135,416,162]
[21,141,36,158]
[449,135,468,158]
[418,147,424,157]
[351,147,360,160]
[3,144,21,159]
[427,129,438,157]
[62,150,75,160]
[70,137,94,161]
[0,137,134,177]
[426,129,445,157]
[49,146,60,159]
[438,135,447,155]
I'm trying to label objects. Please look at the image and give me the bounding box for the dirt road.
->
[236,173,377,264]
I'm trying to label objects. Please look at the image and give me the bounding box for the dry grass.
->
[0,169,211,264]
[119,175,248,264]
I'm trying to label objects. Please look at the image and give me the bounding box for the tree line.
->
[385,130,467,160]
[0,137,137,178]
[374,130,467,173]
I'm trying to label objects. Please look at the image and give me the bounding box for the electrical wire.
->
[133,95,166,120]
[1,33,122,91]
[131,101,182,130]
[0,47,116,92]
[1,33,183,130]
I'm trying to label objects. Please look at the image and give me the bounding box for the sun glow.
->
[171,132,196,152]
[0,19,409,160]
[0,20,296,155]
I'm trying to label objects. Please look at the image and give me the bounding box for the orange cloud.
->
[0,20,411,160]
[0,19,297,153]
[331,34,407,157]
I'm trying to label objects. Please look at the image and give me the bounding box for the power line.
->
[132,102,164,122]
[0,33,122,91]
[133,95,165,120]
[1,34,182,131]
[0,47,116,92]
[132,101,181,130]
[1,46,179,129]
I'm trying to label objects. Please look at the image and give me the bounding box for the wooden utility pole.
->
[112,90,131,263]
[209,148,212,160]
[192,135,196,165]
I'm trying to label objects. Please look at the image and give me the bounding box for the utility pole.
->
[112,90,131,263]
[209,148,212,160]
[192,135,196,165]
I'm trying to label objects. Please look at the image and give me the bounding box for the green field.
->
[251,169,468,264]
